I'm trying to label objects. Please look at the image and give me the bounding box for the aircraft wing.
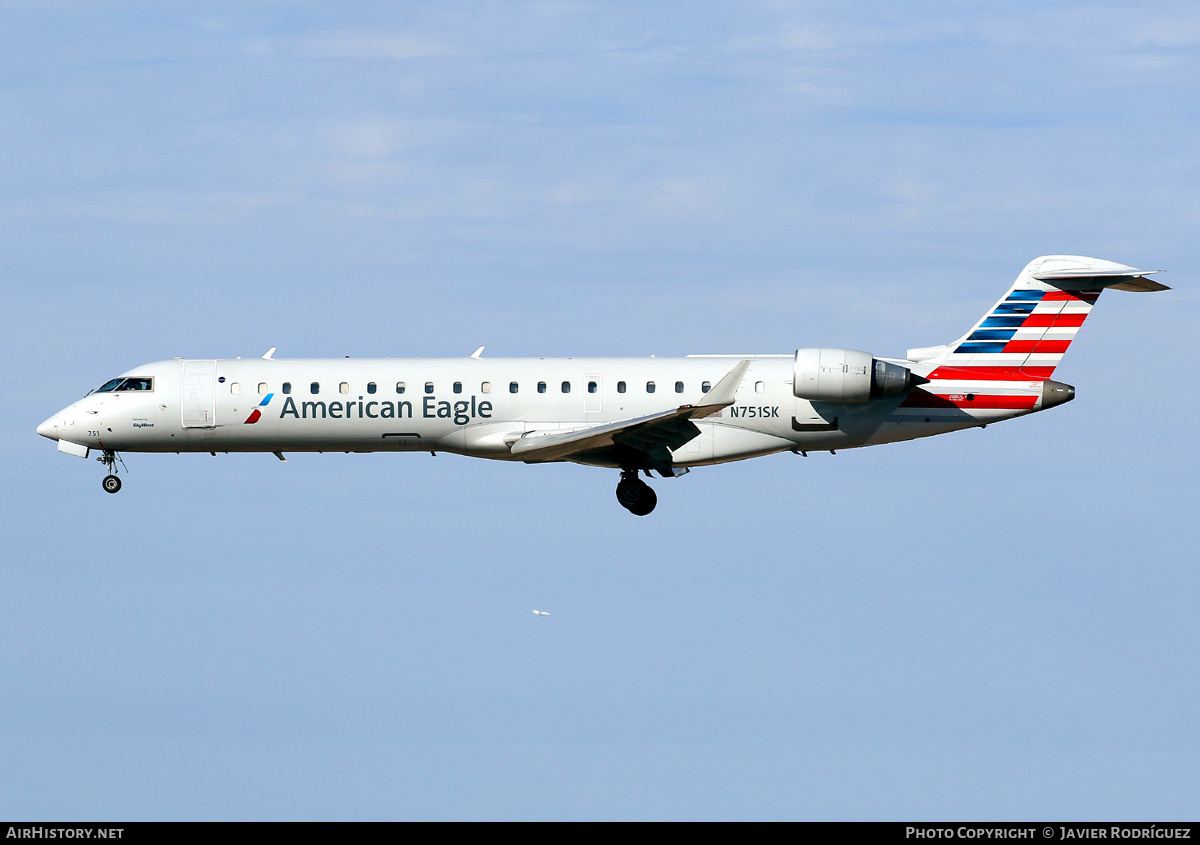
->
[508,360,750,467]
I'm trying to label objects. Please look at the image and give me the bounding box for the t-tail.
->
[902,255,1168,414]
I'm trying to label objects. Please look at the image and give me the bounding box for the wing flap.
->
[509,407,688,462]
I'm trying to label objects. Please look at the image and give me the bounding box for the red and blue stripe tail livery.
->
[895,255,1167,420]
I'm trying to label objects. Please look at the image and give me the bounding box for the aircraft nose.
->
[37,415,59,441]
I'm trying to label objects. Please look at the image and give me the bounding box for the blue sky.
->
[2,0,1197,820]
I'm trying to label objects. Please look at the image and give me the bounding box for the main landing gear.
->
[616,469,657,516]
[98,449,126,494]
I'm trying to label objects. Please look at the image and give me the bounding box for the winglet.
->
[470,346,485,359]
[689,359,750,416]
[705,360,751,405]
[262,347,277,360]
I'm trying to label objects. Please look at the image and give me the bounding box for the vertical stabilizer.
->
[913,256,1165,381]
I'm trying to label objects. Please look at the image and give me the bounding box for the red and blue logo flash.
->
[244,393,274,424]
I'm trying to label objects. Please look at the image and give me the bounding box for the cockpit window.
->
[89,376,153,395]
[117,377,153,391]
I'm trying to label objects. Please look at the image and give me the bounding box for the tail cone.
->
[1041,380,1075,409]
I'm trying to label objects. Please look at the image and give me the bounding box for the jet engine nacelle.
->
[793,348,917,404]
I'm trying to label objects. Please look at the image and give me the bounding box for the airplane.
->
[36,255,1166,515]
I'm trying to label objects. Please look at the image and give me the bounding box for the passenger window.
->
[537,382,547,394]
[646,381,656,393]
[617,381,626,394]
[481,381,491,394]
[231,382,241,395]
[283,382,292,395]
[675,381,684,393]
[701,381,711,393]
[396,382,406,394]
[453,382,462,394]
[755,381,765,394]
[367,382,377,394]
[310,382,320,394]
[340,382,349,394]
[258,382,268,395]
[509,382,519,394]
[588,381,597,394]
[562,381,571,394]
[425,382,434,394]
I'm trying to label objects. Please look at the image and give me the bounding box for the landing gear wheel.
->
[616,478,643,508]
[627,485,657,516]
[97,450,126,493]
[615,471,657,516]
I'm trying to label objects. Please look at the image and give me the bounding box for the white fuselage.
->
[43,354,1047,468]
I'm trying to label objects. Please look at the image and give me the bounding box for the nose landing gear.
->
[616,469,657,516]
[97,449,126,494]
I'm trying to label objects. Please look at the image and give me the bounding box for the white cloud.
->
[0,190,300,226]
[325,122,405,160]
[544,180,618,205]
[645,178,718,217]
[781,26,838,51]
[529,1,598,17]
[1134,19,1200,47]
[303,33,452,60]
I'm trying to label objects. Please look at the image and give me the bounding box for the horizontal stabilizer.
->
[1107,277,1170,293]
[1031,257,1168,291]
